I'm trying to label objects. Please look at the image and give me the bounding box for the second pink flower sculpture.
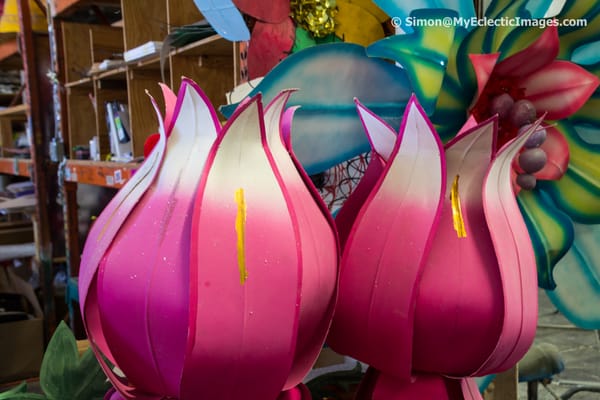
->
[78,78,338,399]
[329,96,540,399]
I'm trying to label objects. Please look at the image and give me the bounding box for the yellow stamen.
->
[450,175,467,238]
[234,188,248,284]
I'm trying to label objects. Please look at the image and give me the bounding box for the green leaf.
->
[39,322,110,400]
[572,92,600,127]
[71,349,111,400]
[518,189,574,289]
[546,222,600,329]
[542,121,600,223]
[558,5,600,60]
[0,394,46,400]
[367,9,458,115]
[292,27,317,53]
[40,322,80,399]
[0,382,29,399]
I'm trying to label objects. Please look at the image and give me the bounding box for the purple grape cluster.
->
[489,94,547,190]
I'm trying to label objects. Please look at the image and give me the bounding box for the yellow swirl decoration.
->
[290,0,338,38]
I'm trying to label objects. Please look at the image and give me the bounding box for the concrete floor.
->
[516,290,600,399]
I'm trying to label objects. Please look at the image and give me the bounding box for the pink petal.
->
[535,126,569,180]
[79,93,168,398]
[334,157,385,249]
[333,98,393,247]
[181,96,300,399]
[276,384,312,400]
[520,61,600,120]
[233,0,290,23]
[328,96,446,381]
[263,91,338,388]
[160,82,178,135]
[247,18,295,80]
[495,25,559,78]
[369,373,483,400]
[97,80,220,396]
[413,118,503,376]
[469,53,500,100]
[475,119,540,374]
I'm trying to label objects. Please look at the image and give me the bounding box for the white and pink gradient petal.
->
[475,119,542,375]
[263,90,339,389]
[79,93,169,399]
[328,96,446,381]
[355,98,397,163]
[96,80,220,396]
[412,118,503,376]
[181,96,300,399]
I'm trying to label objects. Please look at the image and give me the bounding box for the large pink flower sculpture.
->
[328,96,540,399]
[78,78,338,399]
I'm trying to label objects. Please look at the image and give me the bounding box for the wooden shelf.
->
[64,77,92,88]
[97,65,127,80]
[52,0,121,17]
[64,159,139,188]
[0,39,19,64]
[172,35,233,58]
[0,104,28,118]
[0,157,32,177]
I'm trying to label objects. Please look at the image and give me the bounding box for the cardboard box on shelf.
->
[0,316,44,383]
[0,265,44,383]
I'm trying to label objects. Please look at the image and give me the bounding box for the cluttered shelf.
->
[0,157,32,177]
[64,33,232,84]
[63,159,138,188]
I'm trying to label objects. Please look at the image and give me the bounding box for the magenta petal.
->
[534,126,569,181]
[276,384,312,400]
[369,373,483,400]
[333,99,396,247]
[469,53,500,100]
[335,157,385,249]
[412,119,503,376]
[233,0,290,23]
[495,25,559,78]
[520,61,600,120]
[181,96,300,399]
[247,18,295,80]
[97,80,220,396]
[328,96,446,380]
[476,120,540,374]
[79,93,169,398]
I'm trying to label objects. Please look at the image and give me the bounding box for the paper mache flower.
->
[370,1,600,297]
[78,78,338,400]
[328,95,540,399]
